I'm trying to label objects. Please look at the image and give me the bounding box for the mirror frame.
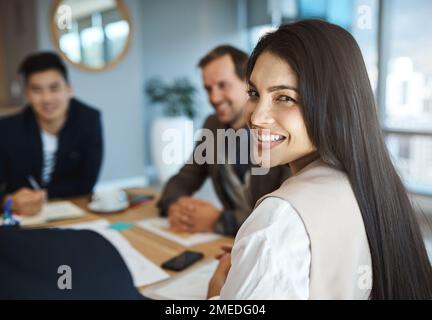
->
[50,0,133,73]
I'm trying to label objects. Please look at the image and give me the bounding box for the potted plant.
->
[145,77,197,183]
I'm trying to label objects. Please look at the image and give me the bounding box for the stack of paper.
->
[136,218,222,246]
[20,201,85,226]
[141,260,218,300]
[61,219,170,287]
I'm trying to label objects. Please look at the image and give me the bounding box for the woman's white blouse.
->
[218,197,311,300]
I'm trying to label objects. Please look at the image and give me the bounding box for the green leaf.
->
[144,77,197,119]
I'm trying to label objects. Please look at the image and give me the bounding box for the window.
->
[381,0,432,194]
[248,0,379,90]
[105,20,129,61]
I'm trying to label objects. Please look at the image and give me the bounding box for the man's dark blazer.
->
[157,114,291,236]
[0,98,103,202]
[0,226,143,299]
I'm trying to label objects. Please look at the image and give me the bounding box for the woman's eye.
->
[277,95,296,103]
[247,89,258,99]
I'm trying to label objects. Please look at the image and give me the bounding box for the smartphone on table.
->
[161,250,204,271]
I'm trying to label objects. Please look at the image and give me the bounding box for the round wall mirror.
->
[50,0,132,72]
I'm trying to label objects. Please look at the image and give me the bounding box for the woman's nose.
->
[250,101,274,127]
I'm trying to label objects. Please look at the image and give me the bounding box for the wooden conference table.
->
[27,187,234,291]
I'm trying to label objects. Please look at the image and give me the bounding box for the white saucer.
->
[88,201,129,213]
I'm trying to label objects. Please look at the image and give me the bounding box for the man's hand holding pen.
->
[9,187,46,216]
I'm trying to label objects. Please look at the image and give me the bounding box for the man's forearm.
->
[157,162,209,215]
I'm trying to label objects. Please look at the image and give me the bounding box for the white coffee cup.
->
[90,189,129,212]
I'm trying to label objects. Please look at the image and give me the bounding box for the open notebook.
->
[19,201,86,226]
[137,218,222,247]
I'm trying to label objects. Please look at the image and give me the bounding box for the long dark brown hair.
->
[247,20,432,299]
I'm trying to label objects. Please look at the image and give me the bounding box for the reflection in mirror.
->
[52,0,131,71]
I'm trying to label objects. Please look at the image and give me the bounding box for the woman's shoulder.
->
[261,161,355,216]
[235,197,306,243]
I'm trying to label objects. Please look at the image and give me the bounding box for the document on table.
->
[19,201,85,226]
[60,219,170,287]
[141,259,219,300]
[136,218,222,247]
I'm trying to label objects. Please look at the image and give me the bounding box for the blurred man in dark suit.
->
[0,52,103,216]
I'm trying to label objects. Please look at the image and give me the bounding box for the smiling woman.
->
[245,51,315,169]
[208,19,432,300]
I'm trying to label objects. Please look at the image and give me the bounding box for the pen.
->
[4,197,12,212]
[28,175,41,190]
[27,175,47,204]
[2,197,19,226]
[2,198,12,220]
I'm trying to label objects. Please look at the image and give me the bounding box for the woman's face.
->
[245,51,316,168]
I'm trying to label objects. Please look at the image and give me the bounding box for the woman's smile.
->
[252,129,287,150]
